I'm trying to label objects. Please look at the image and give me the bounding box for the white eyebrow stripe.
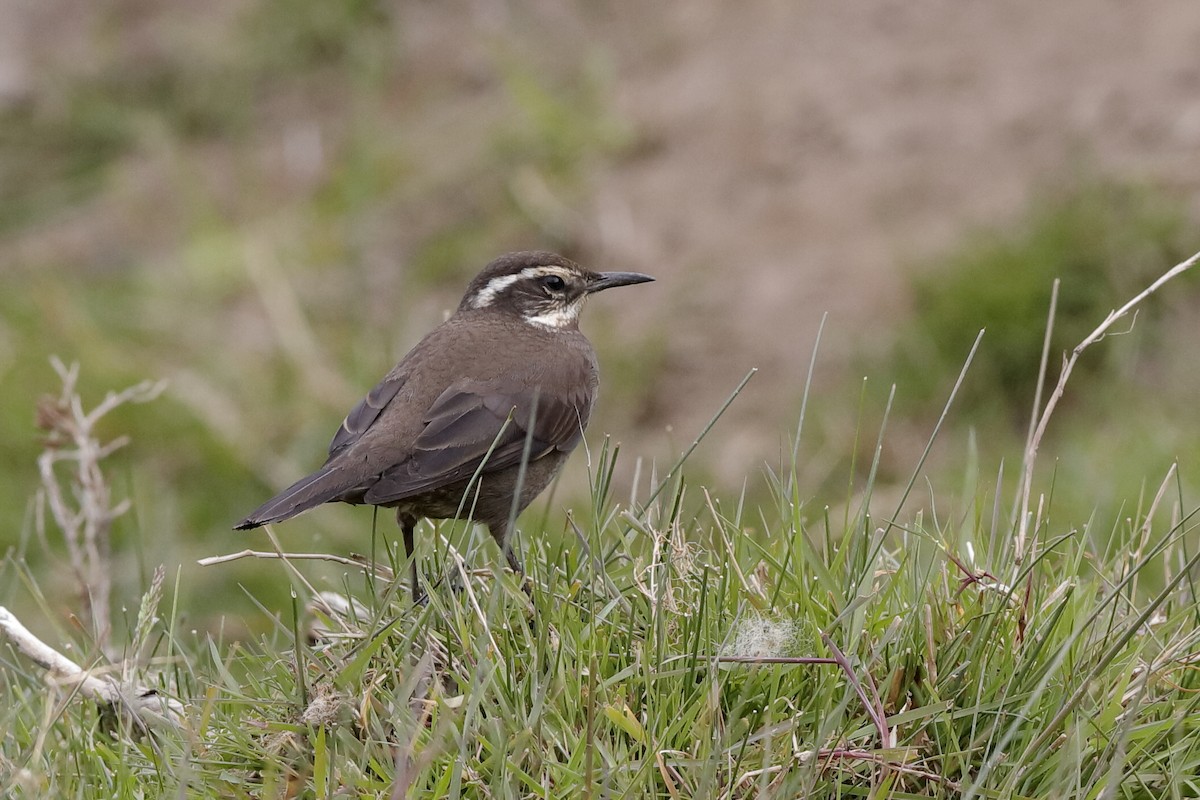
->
[471,273,521,308]
[520,266,573,279]
[470,265,574,308]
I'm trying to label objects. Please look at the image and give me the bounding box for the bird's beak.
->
[586,271,655,294]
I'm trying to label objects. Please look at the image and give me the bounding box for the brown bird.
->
[235,251,653,601]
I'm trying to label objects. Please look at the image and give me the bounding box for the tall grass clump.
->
[3,255,1200,798]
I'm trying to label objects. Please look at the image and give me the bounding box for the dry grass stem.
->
[1014,249,1200,564]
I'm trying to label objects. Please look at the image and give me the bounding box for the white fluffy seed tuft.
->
[723,616,802,659]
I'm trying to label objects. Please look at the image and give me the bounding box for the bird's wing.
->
[327,372,406,459]
[361,379,590,505]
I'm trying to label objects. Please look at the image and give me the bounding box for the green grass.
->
[3,360,1200,799]
[4,7,1200,794]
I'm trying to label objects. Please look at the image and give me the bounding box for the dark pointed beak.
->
[586,271,655,294]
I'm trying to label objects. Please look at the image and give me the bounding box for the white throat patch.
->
[524,297,585,329]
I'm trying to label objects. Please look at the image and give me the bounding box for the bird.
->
[235,251,654,602]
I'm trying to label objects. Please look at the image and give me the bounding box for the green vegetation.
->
[4,4,1200,795]
[3,342,1200,797]
[892,180,1200,421]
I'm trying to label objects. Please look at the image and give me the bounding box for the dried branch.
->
[822,633,895,748]
[0,606,183,733]
[712,655,839,665]
[198,548,395,580]
[34,358,166,652]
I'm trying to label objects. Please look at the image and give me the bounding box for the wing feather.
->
[327,373,405,458]
[361,381,589,505]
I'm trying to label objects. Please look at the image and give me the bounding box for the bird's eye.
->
[542,275,566,292]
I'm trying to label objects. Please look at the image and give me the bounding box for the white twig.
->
[1014,250,1200,564]
[263,525,326,602]
[198,548,395,580]
[0,606,183,732]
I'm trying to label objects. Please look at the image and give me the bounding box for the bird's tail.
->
[234,464,356,530]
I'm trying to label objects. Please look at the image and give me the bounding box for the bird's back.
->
[326,308,599,483]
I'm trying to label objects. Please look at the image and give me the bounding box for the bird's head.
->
[459,251,654,330]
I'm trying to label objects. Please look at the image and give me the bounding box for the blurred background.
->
[3,1,1200,631]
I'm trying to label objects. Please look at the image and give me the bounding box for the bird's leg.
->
[397,511,424,605]
[488,521,533,599]
[493,522,536,634]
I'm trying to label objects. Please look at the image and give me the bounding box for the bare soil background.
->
[3,0,1199,515]
[568,2,1200,475]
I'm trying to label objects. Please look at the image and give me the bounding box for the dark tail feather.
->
[234,465,354,530]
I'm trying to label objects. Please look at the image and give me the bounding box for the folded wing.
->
[362,379,590,505]
[327,371,406,459]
